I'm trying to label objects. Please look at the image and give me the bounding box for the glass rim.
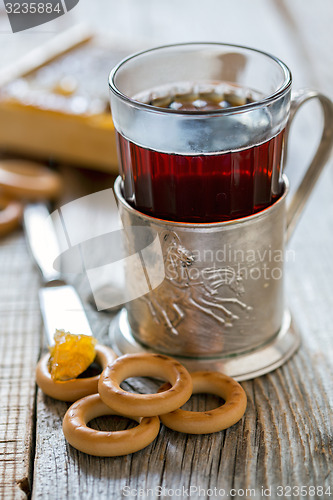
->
[109,42,292,116]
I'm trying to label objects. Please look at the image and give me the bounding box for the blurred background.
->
[0,0,331,95]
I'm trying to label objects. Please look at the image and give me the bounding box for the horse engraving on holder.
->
[141,231,251,335]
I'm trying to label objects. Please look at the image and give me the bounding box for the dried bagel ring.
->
[98,353,193,417]
[158,371,247,434]
[0,196,23,236]
[36,344,117,402]
[0,160,62,200]
[63,393,160,457]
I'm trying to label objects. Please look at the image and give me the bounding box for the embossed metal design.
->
[141,231,251,335]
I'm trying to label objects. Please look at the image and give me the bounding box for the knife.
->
[23,203,93,345]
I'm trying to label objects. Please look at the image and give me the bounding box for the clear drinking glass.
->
[109,43,291,222]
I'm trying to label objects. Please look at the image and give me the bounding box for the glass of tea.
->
[109,43,291,223]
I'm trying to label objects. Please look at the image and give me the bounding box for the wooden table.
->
[0,1,332,498]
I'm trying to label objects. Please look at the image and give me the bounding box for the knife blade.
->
[23,203,93,345]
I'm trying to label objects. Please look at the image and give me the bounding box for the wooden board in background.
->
[0,25,132,173]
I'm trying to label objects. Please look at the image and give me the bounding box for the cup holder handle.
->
[284,89,333,242]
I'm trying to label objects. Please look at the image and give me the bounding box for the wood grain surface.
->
[0,1,332,499]
[0,233,41,499]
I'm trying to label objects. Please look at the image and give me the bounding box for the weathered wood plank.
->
[0,233,42,500]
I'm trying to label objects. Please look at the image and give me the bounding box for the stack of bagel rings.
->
[36,348,247,457]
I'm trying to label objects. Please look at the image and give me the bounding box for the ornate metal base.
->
[109,308,301,381]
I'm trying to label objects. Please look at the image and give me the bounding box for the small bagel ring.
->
[0,196,23,236]
[0,160,62,200]
[62,393,160,457]
[36,344,117,402]
[98,353,193,417]
[158,371,247,434]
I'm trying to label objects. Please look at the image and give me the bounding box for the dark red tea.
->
[116,84,285,222]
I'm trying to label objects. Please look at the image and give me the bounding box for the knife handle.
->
[23,203,64,284]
